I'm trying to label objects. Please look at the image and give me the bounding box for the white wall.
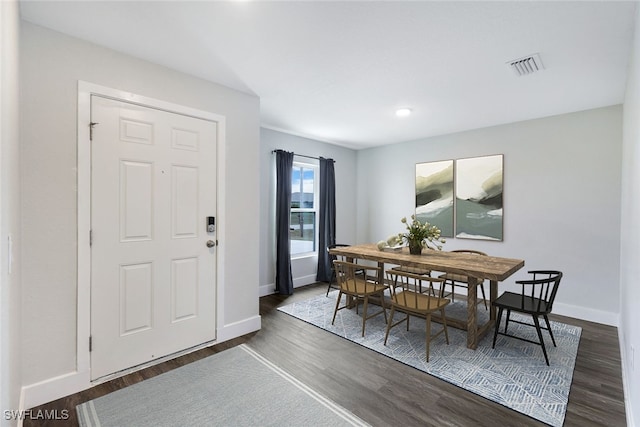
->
[20,22,260,406]
[357,106,622,325]
[259,128,357,295]
[620,4,640,426]
[0,1,22,424]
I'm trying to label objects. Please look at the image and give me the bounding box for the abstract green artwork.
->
[415,160,454,237]
[455,154,503,241]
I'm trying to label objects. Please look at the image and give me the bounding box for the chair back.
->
[442,249,488,283]
[451,249,487,256]
[334,260,380,294]
[516,270,563,314]
[328,243,356,265]
[386,269,447,312]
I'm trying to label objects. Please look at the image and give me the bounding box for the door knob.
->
[206,240,216,248]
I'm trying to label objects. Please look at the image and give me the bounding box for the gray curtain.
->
[275,150,294,295]
[316,157,336,282]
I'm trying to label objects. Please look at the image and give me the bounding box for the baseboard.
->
[216,315,261,343]
[260,283,275,297]
[260,275,320,297]
[618,329,637,427]
[552,302,619,326]
[21,369,92,412]
[263,281,619,327]
[436,285,619,326]
[293,274,317,288]
[18,386,25,427]
[21,315,261,411]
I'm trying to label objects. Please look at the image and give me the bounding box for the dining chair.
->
[438,249,489,309]
[326,244,365,296]
[492,270,563,366]
[384,269,449,362]
[389,264,436,292]
[332,261,388,337]
[389,266,437,296]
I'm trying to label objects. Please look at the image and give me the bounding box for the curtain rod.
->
[272,150,335,163]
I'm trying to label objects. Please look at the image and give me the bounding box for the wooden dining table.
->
[329,243,525,349]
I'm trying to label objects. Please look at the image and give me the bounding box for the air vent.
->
[508,53,544,76]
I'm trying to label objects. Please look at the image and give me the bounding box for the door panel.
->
[172,165,199,238]
[90,95,217,380]
[119,160,153,241]
[120,262,153,335]
[171,257,198,322]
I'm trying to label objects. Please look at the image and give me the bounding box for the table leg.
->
[490,280,498,321]
[467,276,478,349]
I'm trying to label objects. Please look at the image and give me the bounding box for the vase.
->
[408,241,423,255]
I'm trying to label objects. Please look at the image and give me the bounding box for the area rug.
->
[77,344,369,427]
[278,291,582,427]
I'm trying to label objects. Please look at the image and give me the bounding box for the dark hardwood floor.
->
[25,283,626,426]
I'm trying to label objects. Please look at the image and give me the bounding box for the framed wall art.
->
[455,154,503,241]
[415,160,454,237]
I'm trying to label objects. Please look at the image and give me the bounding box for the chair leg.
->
[492,307,504,348]
[544,315,557,347]
[384,306,396,345]
[441,308,449,345]
[379,292,388,324]
[361,296,369,337]
[331,291,343,325]
[533,315,550,366]
[425,313,432,362]
[326,271,336,297]
[479,283,488,310]
[504,309,511,334]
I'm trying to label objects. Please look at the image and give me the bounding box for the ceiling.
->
[19,1,637,150]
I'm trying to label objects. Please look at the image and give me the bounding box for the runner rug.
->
[77,344,369,427]
[278,291,582,427]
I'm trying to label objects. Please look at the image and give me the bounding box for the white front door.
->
[90,95,217,380]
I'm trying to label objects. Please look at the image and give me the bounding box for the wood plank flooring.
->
[25,283,626,426]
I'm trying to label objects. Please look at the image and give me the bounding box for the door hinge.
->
[89,122,99,141]
[89,336,93,352]
[89,230,93,247]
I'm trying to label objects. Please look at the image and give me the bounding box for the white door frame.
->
[77,81,227,382]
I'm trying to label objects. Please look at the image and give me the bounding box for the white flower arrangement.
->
[398,214,446,251]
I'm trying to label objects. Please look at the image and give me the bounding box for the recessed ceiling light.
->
[395,108,412,117]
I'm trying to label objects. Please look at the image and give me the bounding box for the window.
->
[290,161,318,256]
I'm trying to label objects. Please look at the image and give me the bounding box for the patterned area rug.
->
[278,291,582,427]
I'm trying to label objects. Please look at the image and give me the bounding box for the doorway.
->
[80,88,221,380]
